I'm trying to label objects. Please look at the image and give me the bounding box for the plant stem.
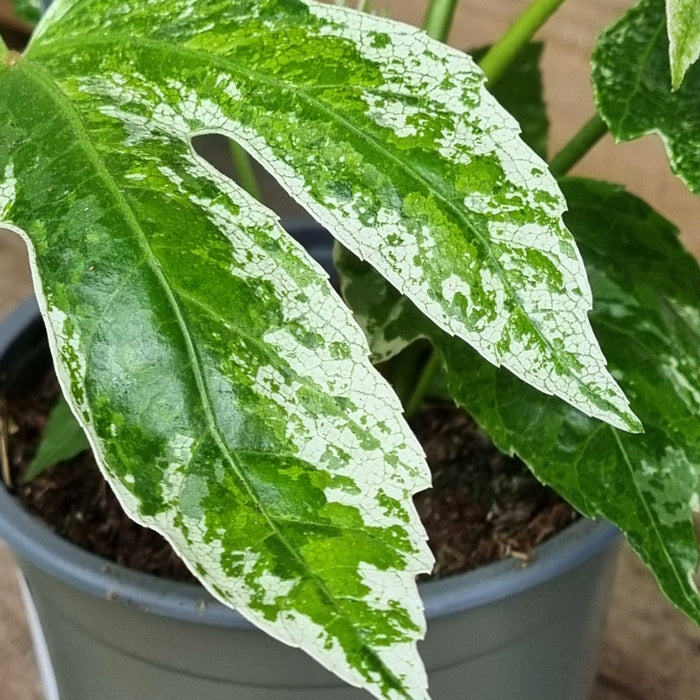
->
[423,0,459,42]
[549,114,609,177]
[404,351,442,420]
[0,34,9,61]
[391,342,427,409]
[479,0,567,86]
[229,141,264,203]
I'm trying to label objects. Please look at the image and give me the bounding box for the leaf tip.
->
[669,62,684,92]
[588,382,644,435]
[620,410,644,435]
[595,402,643,435]
[604,381,644,434]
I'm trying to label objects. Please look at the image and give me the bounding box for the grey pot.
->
[0,298,621,700]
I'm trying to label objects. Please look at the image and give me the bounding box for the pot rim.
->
[0,298,619,629]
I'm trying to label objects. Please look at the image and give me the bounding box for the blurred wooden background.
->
[1,1,699,698]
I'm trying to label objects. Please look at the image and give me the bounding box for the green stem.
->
[549,114,609,177]
[479,0,567,86]
[423,0,459,42]
[391,342,426,409]
[0,34,9,60]
[404,351,442,420]
[229,141,264,203]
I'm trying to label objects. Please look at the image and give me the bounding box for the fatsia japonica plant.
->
[1,0,699,696]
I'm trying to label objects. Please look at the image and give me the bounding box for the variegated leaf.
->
[26,0,640,432]
[336,178,700,625]
[666,0,700,89]
[593,0,700,194]
[1,6,438,697]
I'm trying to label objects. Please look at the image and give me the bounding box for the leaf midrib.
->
[15,57,410,693]
[27,34,624,424]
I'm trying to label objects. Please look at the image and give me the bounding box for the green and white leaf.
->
[31,0,639,432]
[666,0,700,89]
[9,0,41,25]
[472,42,549,159]
[2,2,446,696]
[337,178,700,624]
[593,0,700,194]
[24,394,90,481]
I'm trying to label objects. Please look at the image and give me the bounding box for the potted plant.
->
[0,0,698,698]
